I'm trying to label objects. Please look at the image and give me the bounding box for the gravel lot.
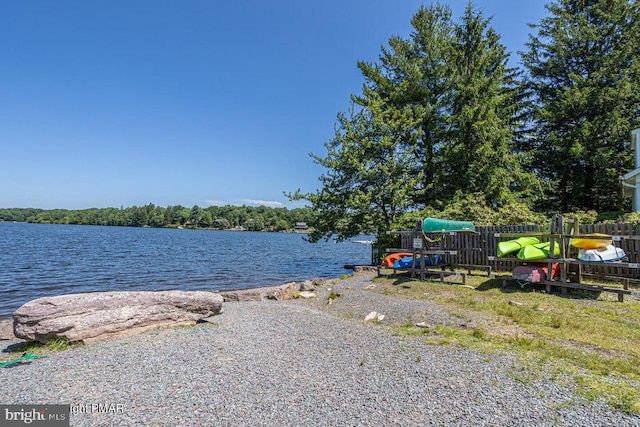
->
[1,272,638,426]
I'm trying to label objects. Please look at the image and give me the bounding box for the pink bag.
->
[512,263,560,283]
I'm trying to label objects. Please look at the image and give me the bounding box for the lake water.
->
[0,222,374,318]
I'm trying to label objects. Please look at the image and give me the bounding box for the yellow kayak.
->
[571,234,611,250]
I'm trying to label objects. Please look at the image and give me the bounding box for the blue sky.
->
[0,1,548,210]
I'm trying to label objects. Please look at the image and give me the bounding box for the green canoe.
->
[422,218,475,233]
[517,242,560,260]
[497,237,540,257]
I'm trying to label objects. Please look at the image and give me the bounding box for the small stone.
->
[364,312,385,322]
[297,291,317,299]
[365,311,379,321]
[299,280,316,292]
[415,322,429,328]
[364,284,376,290]
[509,300,524,306]
[311,278,326,287]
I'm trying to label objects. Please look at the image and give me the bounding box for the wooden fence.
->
[394,222,640,280]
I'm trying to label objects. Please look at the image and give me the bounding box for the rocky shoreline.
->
[0,278,328,342]
[1,271,639,426]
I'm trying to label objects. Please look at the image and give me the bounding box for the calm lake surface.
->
[0,222,373,318]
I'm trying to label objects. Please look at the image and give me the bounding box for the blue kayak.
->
[393,255,443,269]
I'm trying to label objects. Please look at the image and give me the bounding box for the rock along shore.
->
[1,271,638,426]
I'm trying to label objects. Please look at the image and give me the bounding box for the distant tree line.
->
[0,205,317,232]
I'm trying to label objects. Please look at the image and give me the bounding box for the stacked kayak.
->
[422,218,475,233]
[497,237,560,260]
[381,253,413,267]
[578,245,626,262]
[497,237,540,257]
[571,234,611,250]
[517,242,561,260]
[393,255,443,269]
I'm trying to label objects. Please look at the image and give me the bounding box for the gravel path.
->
[293,271,481,328]
[1,272,638,426]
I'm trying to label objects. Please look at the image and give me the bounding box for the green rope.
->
[0,353,50,368]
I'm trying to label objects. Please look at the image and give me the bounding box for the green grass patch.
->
[374,272,640,414]
[576,374,640,414]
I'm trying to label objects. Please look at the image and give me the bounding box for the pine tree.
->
[522,0,640,212]
[443,3,539,207]
[290,3,539,241]
[356,3,536,209]
[355,4,454,208]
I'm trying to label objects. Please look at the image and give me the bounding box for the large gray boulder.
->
[13,290,224,344]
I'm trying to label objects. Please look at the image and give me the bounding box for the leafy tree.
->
[288,207,316,226]
[244,216,264,231]
[522,0,640,212]
[104,207,126,226]
[166,205,189,225]
[275,219,290,231]
[289,105,414,242]
[189,205,203,227]
[199,210,213,228]
[129,206,149,227]
[148,206,166,228]
[30,209,71,224]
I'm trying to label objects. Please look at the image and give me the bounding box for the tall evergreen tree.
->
[522,0,640,212]
[443,4,539,207]
[291,3,538,241]
[355,4,454,207]
[356,3,536,209]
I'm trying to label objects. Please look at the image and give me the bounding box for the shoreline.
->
[0,272,352,340]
